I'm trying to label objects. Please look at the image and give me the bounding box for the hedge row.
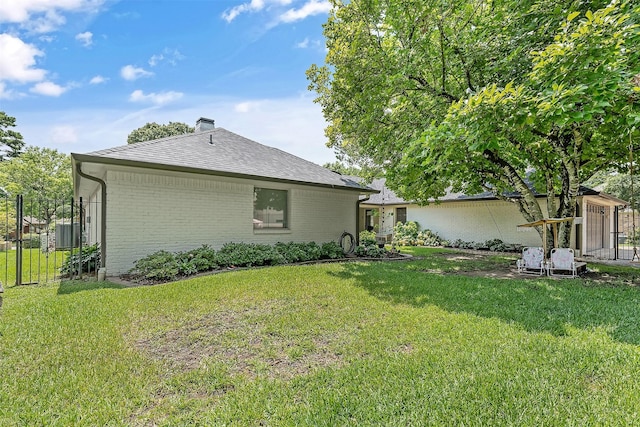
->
[128,241,345,283]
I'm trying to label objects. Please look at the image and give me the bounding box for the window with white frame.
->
[253,187,288,229]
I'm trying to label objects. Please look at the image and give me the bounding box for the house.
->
[359,178,628,259]
[71,118,375,275]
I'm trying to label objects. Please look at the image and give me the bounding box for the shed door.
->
[586,203,610,251]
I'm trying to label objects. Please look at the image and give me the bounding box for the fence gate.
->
[1,195,100,287]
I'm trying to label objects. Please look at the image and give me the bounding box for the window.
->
[253,188,288,229]
[396,207,407,225]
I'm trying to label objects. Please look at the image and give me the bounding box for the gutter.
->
[75,162,107,270]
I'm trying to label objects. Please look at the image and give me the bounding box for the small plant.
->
[359,230,377,246]
[60,243,101,276]
[130,250,179,281]
[320,241,344,259]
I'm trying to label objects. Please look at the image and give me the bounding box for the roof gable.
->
[73,128,370,192]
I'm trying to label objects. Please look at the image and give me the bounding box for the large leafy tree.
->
[0,146,72,223]
[308,0,640,249]
[127,121,194,144]
[0,111,25,160]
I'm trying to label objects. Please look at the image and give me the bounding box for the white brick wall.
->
[406,200,545,246]
[102,167,359,274]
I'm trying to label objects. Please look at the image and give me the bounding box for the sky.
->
[0,0,338,165]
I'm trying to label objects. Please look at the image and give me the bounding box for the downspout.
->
[356,195,371,246]
[75,162,107,270]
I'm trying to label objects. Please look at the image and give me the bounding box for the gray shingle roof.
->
[73,128,372,192]
[361,178,616,205]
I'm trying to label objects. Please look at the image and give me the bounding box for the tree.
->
[127,121,194,144]
[0,146,72,222]
[322,161,364,176]
[0,111,25,160]
[308,0,640,249]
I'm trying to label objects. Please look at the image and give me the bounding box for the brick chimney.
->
[195,117,215,132]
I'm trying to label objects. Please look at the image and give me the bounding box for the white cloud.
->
[0,34,46,82]
[75,31,93,47]
[222,0,292,23]
[129,89,183,105]
[0,1,105,32]
[279,0,331,23]
[50,125,78,144]
[120,65,154,81]
[295,37,309,48]
[148,48,184,67]
[234,101,262,113]
[89,75,106,84]
[30,81,67,96]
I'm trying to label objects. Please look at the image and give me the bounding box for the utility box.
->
[55,223,80,249]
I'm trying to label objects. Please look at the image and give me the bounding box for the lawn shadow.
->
[330,261,640,346]
[57,280,126,295]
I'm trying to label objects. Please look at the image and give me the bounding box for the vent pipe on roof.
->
[196,117,215,132]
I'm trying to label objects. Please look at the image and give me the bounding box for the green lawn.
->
[1,248,640,425]
[0,248,68,286]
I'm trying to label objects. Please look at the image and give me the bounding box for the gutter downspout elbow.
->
[75,162,107,270]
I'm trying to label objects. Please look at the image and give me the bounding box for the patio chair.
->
[516,247,546,275]
[547,248,586,278]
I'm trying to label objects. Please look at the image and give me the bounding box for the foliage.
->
[358,230,377,246]
[393,221,442,247]
[320,241,344,259]
[0,146,72,220]
[60,243,101,276]
[308,1,640,251]
[22,233,41,249]
[447,238,520,253]
[322,160,364,176]
[0,111,24,160]
[128,241,351,283]
[355,230,388,258]
[130,250,179,281]
[127,121,194,144]
[585,170,638,208]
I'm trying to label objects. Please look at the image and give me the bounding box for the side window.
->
[396,207,407,225]
[253,188,288,229]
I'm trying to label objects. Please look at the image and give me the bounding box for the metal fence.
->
[1,195,100,287]
[583,206,639,261]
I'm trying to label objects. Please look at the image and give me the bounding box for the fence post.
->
[15,195,23,286]
[78,197,83,277]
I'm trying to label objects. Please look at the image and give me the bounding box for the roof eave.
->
[71,153,377,194]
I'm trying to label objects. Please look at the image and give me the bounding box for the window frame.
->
[253,187,289,230]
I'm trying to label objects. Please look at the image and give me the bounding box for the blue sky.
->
[0,0,337,164]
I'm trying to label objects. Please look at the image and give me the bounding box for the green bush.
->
[22,233,41,249]
[320,241,344,259]
[176,245,218,272]
[217,242,285,267]
[359,230,377,246]
[60,243,101,276]
[130,250,179,281]
[393,222,442,247]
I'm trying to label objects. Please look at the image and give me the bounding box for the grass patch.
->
[0,248,69,286]
[1,252,640,425]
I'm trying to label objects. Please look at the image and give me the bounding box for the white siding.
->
[406,200,544,247]
[103,168,359,274]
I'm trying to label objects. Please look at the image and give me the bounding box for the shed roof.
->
[72,128,372,192]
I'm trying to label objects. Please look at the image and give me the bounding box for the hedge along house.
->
[359,178,628,259]
[72,118,376,275]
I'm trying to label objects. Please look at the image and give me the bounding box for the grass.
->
[1,247,640,425]
[0,248,69,286]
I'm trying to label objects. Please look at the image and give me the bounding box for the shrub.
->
[359,230,377,246]
[275,242,321,263]
[60,243,101,276]
[393,221,419,246]
[174,245,219,272]
[23,233,41,249]
[320,241,344,259]
[130,250,179,281]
